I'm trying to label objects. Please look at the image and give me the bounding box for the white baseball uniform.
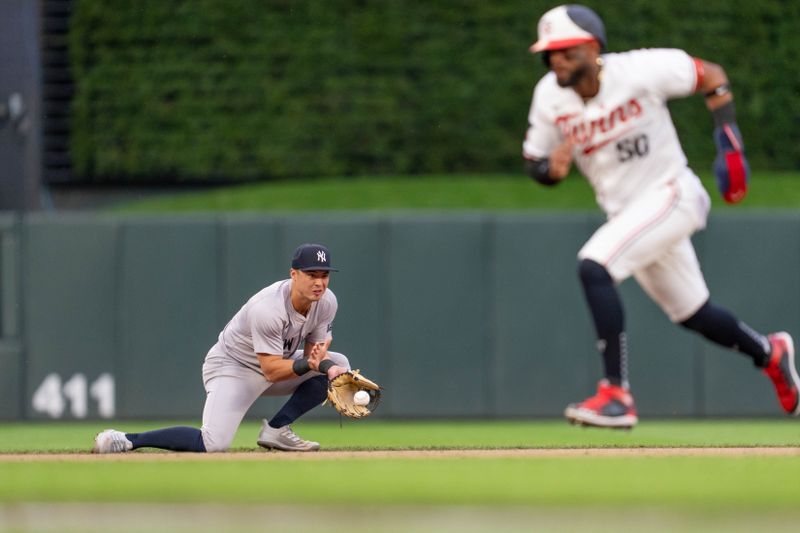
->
[200,279,350,452]
[523,48,712,321]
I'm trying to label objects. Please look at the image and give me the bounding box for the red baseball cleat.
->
[764,332,800,415]
[564,379,638,429]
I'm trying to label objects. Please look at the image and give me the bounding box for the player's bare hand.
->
[306,342,328,364]
[549,138,574,179]
[326,365,348,381]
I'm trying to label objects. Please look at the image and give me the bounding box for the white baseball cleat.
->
[257,420,320,452]
[92,429,133,454]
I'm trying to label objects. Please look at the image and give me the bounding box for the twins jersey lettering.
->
[523,48,703,215]
[210,279,337,375]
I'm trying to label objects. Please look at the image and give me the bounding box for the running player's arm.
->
[523,86,567,185]
[633,50,732,112]
[692,58,733,111]
[525,140,572,185]
[692,56,747,203]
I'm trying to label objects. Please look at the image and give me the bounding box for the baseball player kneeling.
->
[523,5,800,428]
[93,243,379,453]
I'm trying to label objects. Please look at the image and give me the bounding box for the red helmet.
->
[530,4,606,53]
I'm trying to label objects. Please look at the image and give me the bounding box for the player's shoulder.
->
[606,48,692,69]
[320,288,338,308]
[249,279,291,313]
[253,279,289,299]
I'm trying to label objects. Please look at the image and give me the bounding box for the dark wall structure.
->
[0,0,44,209]
[2,212,798,420]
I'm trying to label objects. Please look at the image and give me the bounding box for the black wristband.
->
[318,359,335,375]
[292,358,311,376]
[711,100,737,128]
[524,158,559,186]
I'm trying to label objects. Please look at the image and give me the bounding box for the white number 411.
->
[31,373,115,419]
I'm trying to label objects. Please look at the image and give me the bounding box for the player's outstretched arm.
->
[258,352,346,382]
[695,58,749,204]
[696,59,732,111]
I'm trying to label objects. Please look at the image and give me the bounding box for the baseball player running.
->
[523,5,800,428]
[93,243,349,452]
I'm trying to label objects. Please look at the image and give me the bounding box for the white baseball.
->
[353,390,370,406]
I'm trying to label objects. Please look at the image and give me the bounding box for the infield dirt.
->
[1,447,799,461]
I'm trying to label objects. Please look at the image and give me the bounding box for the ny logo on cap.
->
[317,250,327,263]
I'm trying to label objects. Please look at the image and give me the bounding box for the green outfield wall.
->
[2,212,798,420]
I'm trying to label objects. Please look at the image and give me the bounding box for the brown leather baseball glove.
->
[326,370,382,419]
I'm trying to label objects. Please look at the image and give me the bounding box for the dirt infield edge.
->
[1,447,799,461]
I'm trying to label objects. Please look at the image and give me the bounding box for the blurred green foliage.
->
[69,0,800,183]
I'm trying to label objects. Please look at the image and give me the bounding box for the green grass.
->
[1,421,799,508]
[2,420,799,532]
[2,419,799,453]
[1,455,798,507]
[112,171,800,212]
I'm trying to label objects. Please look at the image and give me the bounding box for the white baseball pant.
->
[199,350,350,452]
[578,175,712,322]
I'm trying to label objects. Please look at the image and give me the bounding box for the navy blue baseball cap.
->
[291,243,338,271]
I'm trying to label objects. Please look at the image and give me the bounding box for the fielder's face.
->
[291,269,330,302]
[548,43,595,87]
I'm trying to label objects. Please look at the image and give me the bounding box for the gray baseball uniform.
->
[91,243,351,454]
[200,280,350,451]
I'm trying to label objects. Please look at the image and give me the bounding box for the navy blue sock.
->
[126,426,206,452]
[269,375,328,428]
[579,259,627,386]
[680,300,771,367]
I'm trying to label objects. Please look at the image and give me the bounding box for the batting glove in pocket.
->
[713,123,749,204]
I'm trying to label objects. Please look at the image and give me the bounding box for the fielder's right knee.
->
[201,427,233,453]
